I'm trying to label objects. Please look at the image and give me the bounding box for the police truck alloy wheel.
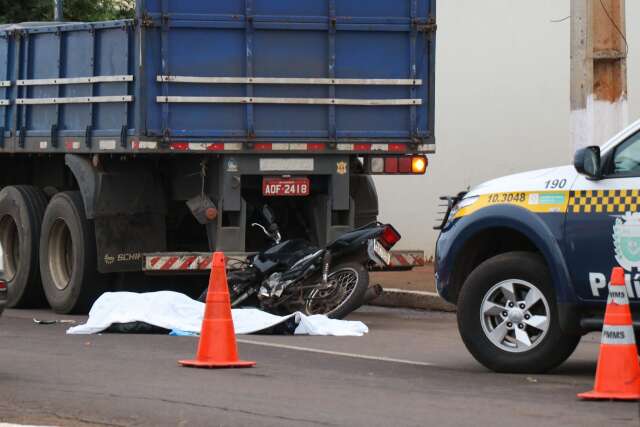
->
[457,252,581,373]
[480,279,550,352]
[40,192,106,314]
[0,186,48,307]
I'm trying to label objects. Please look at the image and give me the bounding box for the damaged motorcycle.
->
[200,206,401,319]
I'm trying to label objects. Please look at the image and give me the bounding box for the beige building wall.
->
[375,0,640,256]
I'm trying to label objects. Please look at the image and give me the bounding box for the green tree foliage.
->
[0,0,135,24]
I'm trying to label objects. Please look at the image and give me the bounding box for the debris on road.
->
[66,291,368,337]
[32,318,76,325]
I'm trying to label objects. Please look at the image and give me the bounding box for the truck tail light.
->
[0,280,6,290]
[411,155,428,174]
[379,224,401,249]
[369,155,428,175]
[371,157,384,173]
[385,157,398,173]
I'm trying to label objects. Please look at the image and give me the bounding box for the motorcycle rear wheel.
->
[302,262,369,319]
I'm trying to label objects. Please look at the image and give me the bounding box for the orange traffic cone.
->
[578,267,640,400]
[179,252,255,369]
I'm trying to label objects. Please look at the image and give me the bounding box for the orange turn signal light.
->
[411,155,428,174]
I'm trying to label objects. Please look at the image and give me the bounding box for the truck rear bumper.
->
[143,250,425,273]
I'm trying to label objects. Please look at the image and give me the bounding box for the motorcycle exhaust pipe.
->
[363,284,383,304]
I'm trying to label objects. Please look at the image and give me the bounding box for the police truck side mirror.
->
[574,146,602,180]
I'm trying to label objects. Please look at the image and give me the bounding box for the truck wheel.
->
[457,252,580,373]
[40,192,105,314]
[0,186,48,307]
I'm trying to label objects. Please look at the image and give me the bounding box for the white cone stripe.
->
[607,285,630,306]
[601,324,636,345]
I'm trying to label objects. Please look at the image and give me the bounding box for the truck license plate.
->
[262,177,310,197]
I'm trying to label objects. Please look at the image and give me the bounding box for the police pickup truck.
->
[435,119,640,373]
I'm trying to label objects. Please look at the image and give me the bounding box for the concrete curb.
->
[368,288,456,312]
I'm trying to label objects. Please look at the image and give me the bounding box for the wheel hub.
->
[507,307,524,323]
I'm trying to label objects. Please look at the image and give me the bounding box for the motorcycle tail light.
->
[380,225,401,249]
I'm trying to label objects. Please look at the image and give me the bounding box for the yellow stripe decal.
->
[456,189,640,219]
[455,191,569,218]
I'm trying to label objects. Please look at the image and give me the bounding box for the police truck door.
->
[565,131,640,304]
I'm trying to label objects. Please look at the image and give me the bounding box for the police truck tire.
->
[0,186,48,307]
[457,252,580,373]
[40,191,105,314]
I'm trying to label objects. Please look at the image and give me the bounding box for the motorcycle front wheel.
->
[302,262,369,319]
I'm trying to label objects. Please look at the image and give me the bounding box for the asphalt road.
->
[0,306,637,427]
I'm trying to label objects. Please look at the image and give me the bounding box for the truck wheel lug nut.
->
[507,322,513,328]
[524,314,530,320]
[518,324,524,329]
[508,302,514,308]
[519,303,525,309]
[502,311,508,317]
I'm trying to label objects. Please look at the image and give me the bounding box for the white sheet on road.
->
[66,291,368,336]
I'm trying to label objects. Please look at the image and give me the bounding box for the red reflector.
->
[206,143,224,151]
[380,225,401,249]
[389,143,406,152]
[254,143,272,151]
[308,143,325,151]
[354,143,370,151]
[398,157,411,173]
[170,142,189,151]
[384,157,398,173]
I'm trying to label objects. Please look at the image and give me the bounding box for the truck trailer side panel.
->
[0,0,435,152]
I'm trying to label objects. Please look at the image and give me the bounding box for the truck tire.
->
[40,191,105,314]
[457,251,580,373]
[0,186,48,307]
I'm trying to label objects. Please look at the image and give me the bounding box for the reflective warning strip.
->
[389,251,425,267]
[132,140,158,150]
[145,255,214,271]
[144,250,424,272]
[600,324,636,345]
[99,140,117,150]
[165,142,408,153]
[607,286,630,305]
[65,140,80,150]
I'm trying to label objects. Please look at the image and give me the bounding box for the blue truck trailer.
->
[0,0,435,313]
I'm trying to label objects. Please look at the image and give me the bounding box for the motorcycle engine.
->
[259,272,289,300]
